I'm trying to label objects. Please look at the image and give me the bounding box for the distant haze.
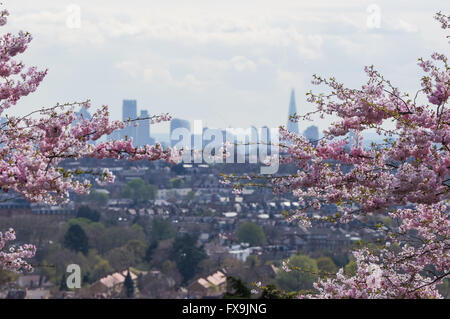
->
[1,0,448,133]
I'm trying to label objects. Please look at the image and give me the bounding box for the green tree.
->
[105,240,147,270]
[170,234,206,284]
[145,240,158,262]
[86,190,109,207]
[169,177,184,189]
[84,250,113,283]
[161,260,177,275]
[236,222,266,247]
[258,284,298,299]
[223,276,251,299]
[148,184,158,201]
[344,259,357,276]
[185,190,196,201]
[123,270,134,298]
[245,255,261,269]
[316,256,338,276]
[0,269,18,286]
[275,254,318,292]
[438,278,450,299]
[150,218,176,243]
[76,206,101,222]
[125,240,147,263]
[121,178,155,203]
[95,224,146,254]
[64,224,89,255]
[59,273,67,291]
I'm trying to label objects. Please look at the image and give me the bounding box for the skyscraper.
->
[137,109,152,146]
[344,130,359,152]
[287,89,299,135]
[170,118,191,147]
[248,125,258,157]
[122,99,137,142]
[0,117,6,146]
[72,105,92,125]
[78,105,92,121]
[260,125,271,155]
[72,106,95,144]
[303,125,319,147]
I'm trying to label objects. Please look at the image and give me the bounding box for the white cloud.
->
[394,19,419,33]
[1,0,447,132]
[230,56,257,72]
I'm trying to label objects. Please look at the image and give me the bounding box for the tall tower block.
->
[122,99,138,142]
[287,89,299,135]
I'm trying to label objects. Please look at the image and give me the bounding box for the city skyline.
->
[113,91,320,146]
[2,1,447,133]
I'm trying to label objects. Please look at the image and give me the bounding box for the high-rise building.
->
[72,105,92,125]
[248,125,258,157]
[287,89,299,135]
[170,118,191,147]
[80,106,92,120]
[122,99,137,142]
[72,106,95,144]
[303,125,319,147]
[260,125,271,155]
[137,109,152,146]
[107,130,121,142]
[0,117,6,146]
[344,130,359,152]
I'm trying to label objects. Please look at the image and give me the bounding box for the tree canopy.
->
[64,224,89,255]
[275,255,319,292]
[121,178,157,203]
[236,222,266,247]
[170,234,206,284]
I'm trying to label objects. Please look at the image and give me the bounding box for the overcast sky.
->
[2,0,449,133]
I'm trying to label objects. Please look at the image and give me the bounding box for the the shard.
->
[287,89,299,135]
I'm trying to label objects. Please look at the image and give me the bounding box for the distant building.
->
[136,109,154,146]
[25,288,51,299]
[170,118,191,147]
[260,125,272,155]
[303,125,319,146]
[72,106,95,144]
[77,105,92,121]
[228,244,251,262]
[187,270,227,299]
[18,275,42,289]
[248,125,258,158]
[107,130,121,142]
[0,193,31,216]
[90,270,138,298]
[344,130,360,152]
[122,99,138,142]
[287,89,299,135]
[157,188,192,200]
[30,202,75,215]
[0,116,7,145]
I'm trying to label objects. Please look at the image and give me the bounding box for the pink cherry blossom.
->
[227,12,450,299]
[0,8,181,272]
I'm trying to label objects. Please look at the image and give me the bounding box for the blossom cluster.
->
[0,228,36,273]
[231,13,450,298]
[0,8,181,272]
[308,204,448,298]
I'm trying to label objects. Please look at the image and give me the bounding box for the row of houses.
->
[187,270,227,299]
[90,270,139,298]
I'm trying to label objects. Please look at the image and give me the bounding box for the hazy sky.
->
[2,0,449,133]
